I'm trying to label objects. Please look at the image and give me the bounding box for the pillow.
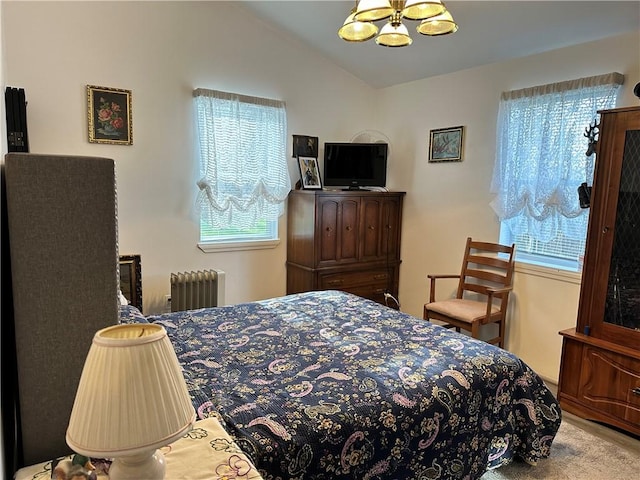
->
[118,290,129,306]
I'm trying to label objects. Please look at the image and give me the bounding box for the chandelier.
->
[338,0,458,47]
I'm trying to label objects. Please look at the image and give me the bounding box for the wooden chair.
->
[423,237,516,349]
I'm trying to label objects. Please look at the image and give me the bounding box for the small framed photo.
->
[293,135,319,158]
[87,85,133,145]
[297,156,322,190]
[429,126,464,162]
[119,254,142,312]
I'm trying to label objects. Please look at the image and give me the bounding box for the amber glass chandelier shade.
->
[417,9,458,36]
[338,0,458,46]
[401,0,446,20]
[339,10,379,41]
[354,0,394,22]
[376,20,413,47]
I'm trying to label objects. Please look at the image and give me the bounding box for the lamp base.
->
[109,449,166,480]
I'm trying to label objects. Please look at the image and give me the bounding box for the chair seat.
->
[425,298,500,325]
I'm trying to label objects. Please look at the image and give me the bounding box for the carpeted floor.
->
[481,419,640,479]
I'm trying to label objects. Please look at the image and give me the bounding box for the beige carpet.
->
[481,419,640,480]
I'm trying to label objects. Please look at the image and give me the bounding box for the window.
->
[193,89,291,250]
[490,73,623,270]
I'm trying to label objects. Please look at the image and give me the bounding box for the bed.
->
[121,289,561,480]
[2,153,560,479]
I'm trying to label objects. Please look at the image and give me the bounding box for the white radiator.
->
[170,269,225,312]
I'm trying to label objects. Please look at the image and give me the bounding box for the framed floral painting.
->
[87,85,133,145]
[429,125,464,162]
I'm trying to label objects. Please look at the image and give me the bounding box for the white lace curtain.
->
[490,72,623,242]
[193,88,291,229]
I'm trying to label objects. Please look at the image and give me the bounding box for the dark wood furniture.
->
[558,106,640,436]
[286,189,405,306]
[119,254,143,312]
[423,237,516,349]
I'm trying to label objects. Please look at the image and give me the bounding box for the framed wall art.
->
[119,254,142,312]
[429,125,464,162]
[292,135,319,158]
[297,156,322,190]
[87,85,133,145]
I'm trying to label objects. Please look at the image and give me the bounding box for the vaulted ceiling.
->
[240,1,640,89]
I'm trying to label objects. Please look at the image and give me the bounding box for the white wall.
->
[1,1,376,312]
[382,31,640,381]
[2,2,639,383]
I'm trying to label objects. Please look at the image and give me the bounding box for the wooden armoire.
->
[558,106,640,436]
[286,189,404,306]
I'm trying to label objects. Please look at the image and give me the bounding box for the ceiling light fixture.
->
[338,0,458,47]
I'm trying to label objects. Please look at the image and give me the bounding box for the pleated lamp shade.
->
[66,324,195,479]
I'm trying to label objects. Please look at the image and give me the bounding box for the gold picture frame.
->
[429,125,464,162]
[119,254,142,312]
[87,85,133,145]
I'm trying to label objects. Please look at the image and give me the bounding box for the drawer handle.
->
[373,288,385,294]
[368,225,375,230]
[373,274,387,280]
[325,227,332,232]
[632,387,640,396]
[327,280,344,286]
[346,225,352,231]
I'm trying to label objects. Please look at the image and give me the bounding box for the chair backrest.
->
[456,237,516,307]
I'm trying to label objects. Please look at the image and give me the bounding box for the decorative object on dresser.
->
[66,324,196,480]
[286,189,404,307]
[297,156,323,190]
[558,106,640,436]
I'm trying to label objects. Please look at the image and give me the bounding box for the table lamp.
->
[66,324,196,480]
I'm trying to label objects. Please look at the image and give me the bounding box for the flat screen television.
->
[323,142,388,190]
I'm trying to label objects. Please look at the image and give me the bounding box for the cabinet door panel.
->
[361,197,382,260]
[381,198,401,260]
[579,346,640,421]
[318,199,339,263]
[339,199,359,262]
[580,108,640,349]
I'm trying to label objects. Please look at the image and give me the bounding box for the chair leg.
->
[497,319,505,349]
[471,322,480,341]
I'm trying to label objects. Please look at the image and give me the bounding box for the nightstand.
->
[14,417,264,480]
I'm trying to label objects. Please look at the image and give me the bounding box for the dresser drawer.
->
[320,269,390,289]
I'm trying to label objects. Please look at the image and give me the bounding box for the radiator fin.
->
[170,269,225,312]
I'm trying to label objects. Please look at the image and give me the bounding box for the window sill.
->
[198,239,280,253]
[515,261,582,285]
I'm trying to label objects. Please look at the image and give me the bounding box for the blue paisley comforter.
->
[121,290,560,479]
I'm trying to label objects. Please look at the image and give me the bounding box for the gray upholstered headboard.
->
[2,153,119,472]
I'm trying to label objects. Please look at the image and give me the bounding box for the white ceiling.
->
[240,1,640,89]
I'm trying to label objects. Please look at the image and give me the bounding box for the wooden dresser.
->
[557,106,640,436]
[286,189,405,306]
